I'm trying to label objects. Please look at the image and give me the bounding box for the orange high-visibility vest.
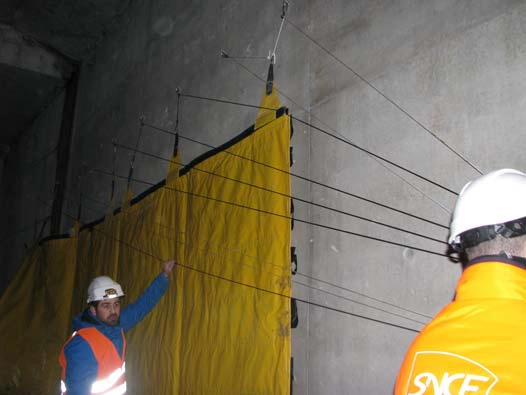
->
[59,327,127,395]
[395,261,526,395]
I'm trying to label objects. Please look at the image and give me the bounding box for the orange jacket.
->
[59,327,127,394]
[395,260,526,395]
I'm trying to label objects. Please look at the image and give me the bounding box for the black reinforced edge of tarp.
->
[78,180,165,232]
[58,106,289,236]
[39,233,71,245]
[179,106,288,176]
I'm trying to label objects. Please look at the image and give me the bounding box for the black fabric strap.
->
[457,216,526,251]
[465,254,526,270]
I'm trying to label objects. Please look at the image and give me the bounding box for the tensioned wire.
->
[284,17,482,176]
[96,169,457,319]
[125,109,445,250]
[179,92,458,196]
[40,197,421,333]
[295,271,432,319]
[58,103,442,324]
[129,97,447,238]
[219,13,481,177]
[60,179,433,321]
[3,119,448,316]
[60,180,433,321]
[93,168,450,259]
[78,245,425,333]
[96,169,450,313]
[220,56,459,204]
[113,140,446,245]
[58,188,428,326]
[293,280,427,325]
[142,120,448,229]
[98,164,450,317]
[61,187,289,274]
[61,172,435,322]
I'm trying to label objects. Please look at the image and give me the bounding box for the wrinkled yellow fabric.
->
[0,235,78,394]
[255,84,281,129]
[395,261,526,395]
[0,100,291,394]
[176,112,291,394]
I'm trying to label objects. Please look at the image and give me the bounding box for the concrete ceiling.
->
[0,0,132,149]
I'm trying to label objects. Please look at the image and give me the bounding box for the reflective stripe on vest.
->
[61,378,126,395]
[59,328,126,394]
[91,362,125,393]
[96,382,126,395]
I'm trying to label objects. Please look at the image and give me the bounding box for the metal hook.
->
[281,0,289,19]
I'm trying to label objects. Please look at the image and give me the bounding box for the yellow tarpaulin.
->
[0,98,291,394]
[0,236,78,394]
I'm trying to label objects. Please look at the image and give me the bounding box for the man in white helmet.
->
[395,169,526,395]
[59,260,175,395]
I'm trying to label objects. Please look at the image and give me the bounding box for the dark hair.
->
[89,297,123,309]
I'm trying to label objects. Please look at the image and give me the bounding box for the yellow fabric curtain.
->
[0,102,291,394]
[0,235,78,394]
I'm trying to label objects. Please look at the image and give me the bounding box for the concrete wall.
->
[3,0,526,393]
[0,91,63,293]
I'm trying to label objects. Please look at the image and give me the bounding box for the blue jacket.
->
[62,273,169,395]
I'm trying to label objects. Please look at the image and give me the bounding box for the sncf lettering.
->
[409,372,489,395]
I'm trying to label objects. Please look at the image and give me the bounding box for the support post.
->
[50,64,80,234]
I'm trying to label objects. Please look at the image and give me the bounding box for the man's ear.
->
[89,305,97,316]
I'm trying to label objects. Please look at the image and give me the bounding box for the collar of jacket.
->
[81,308,101,325]
[456,258,526,301]
[81,308,122,329]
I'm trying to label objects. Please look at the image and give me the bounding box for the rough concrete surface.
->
[3,0,526,393]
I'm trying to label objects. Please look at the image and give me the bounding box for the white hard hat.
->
[449,168,526,250]
[87,276,125,303]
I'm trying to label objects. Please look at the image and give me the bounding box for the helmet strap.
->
[455,216,526,251]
